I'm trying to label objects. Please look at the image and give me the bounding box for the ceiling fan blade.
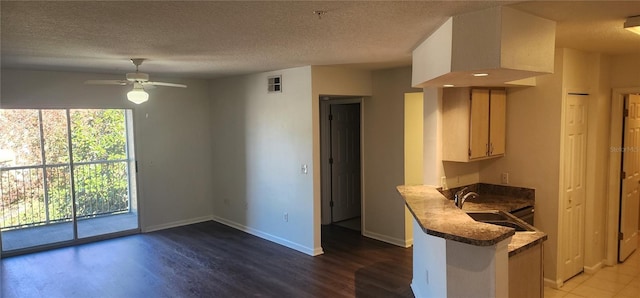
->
[84,80,129,86]
[144,81,187,88]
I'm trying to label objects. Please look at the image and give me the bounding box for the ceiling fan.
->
[84,58,187,104]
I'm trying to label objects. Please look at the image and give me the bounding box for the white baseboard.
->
[405,238,414,247]
[312,246,325,256]
[212,216,322,256]
[584,261,604,274]
[363,229,413,248]
[544,277,563,289]
[410,283,424,298]
[544,262,605,289]
[142,215,214,233]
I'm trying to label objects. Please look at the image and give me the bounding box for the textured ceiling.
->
[511,1,640,55]
[2,1,640,79]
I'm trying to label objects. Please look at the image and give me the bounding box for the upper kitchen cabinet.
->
[443,87,506,162]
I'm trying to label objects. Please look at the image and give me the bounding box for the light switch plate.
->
[501,172,509,184]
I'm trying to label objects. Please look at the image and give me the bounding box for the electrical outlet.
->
[283,212,289,222]
[501,172,509,184]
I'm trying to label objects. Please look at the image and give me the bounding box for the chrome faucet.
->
[454,187,479,209]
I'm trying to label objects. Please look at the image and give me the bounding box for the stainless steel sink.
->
[466,211,510,221]
[466,211,534,232]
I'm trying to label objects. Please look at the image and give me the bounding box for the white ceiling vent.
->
[268,75,282,93]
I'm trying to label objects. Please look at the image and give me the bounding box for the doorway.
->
[618,93,640,262]
[607,88,640,266]
[320,98,362,232]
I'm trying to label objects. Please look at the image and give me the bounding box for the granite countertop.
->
[508,230,547,256]
[397,185,547,256]
[462,195,533,213]
[461,194,546,256]
[397,185,515,246]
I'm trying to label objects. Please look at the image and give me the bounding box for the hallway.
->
[544,238,640,298]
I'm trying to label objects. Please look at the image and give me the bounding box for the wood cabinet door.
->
[489,89,506,156]
[442,88,472,162]
[469,89,490,159]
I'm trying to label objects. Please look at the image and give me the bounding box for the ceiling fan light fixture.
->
[127,85,149,104]
[624,15,640,35]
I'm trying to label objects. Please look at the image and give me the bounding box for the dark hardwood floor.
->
[1,221,414,298]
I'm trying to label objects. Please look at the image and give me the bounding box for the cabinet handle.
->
[486,143,489,156]
[490,143,494,155]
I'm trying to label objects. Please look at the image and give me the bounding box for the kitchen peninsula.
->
[397,185,547,298]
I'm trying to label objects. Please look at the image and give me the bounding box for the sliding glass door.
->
[0,109,138,254]
[0,110,74,251]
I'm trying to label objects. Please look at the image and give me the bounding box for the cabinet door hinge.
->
[622,171,627,179]
[624,109,629,117]
[329,114,333,121]
[619,232,624,240]
[468,148,472,157]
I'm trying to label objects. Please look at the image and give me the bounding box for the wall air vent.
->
[268,75,282,93]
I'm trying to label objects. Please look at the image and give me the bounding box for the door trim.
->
[320,97,364,227]
[607,87,640,265]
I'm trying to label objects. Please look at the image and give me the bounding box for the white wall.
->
[209,65,418,254]
[611,53,640,88]
[423,87,445,186]
[412,18,453,87]
[411,219,510,297]
[311,66,426,248]
[311,66,372,96]
[311,66,371,230]
[405,92,424,243]
[365,67,421,246]
[0,69,214,231]
[310,66,420,248]
[209,66,318,255]
[311,66,378,251]
[133,77,214,231]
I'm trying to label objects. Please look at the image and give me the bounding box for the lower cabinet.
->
[509,243,543,298]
